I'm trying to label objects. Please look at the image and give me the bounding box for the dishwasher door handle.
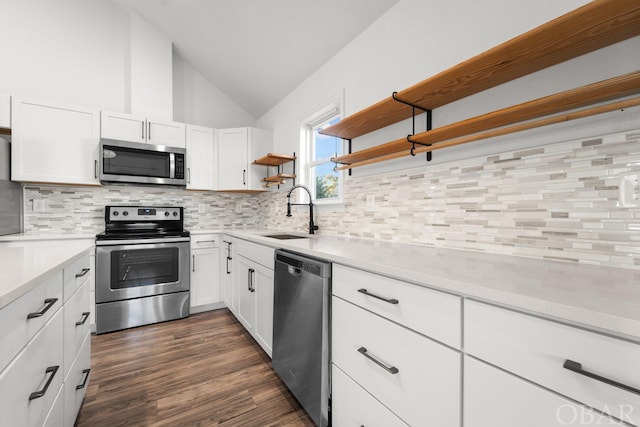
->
[287,265,302,276]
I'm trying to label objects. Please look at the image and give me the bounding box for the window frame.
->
[300,102,344,206]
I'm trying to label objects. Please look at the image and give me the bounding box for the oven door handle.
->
[96,237,191,246]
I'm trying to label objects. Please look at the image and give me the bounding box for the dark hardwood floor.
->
[76,309,315,427]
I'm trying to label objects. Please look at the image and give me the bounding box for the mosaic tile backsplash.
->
[260,130,640,269]
[23,130,640,269]
[23,185,262,234]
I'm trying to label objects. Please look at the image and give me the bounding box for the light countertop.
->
[2,229,638,342]
[0,241,94,309]
[225,230,640,343]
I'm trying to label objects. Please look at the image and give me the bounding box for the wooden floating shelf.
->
[320,0,640,140]
[262,173,296,183]
[253,153,297,166]
[332,71,640,165]
[336,96,640,171]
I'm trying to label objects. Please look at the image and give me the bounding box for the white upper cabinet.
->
[12,96,100,185]
[100,111,146,144]
[0,94,10,128]
[101,111,186,149]
[186,125,215,190]
[217,127,272,191]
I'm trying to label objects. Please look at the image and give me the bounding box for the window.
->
[302,105,343,204]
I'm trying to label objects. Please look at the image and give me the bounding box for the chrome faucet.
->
[286,185,318,234]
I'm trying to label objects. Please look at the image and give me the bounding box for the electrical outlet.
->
[34,199,45,212]
[198,204,206,214]
[366,195,375,210]
[236,203,243,214]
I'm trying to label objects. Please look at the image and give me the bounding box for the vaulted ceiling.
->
[115,0,400,118]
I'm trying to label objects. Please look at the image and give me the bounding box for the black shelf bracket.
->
[392,92,433,161]
[333,139,352,176]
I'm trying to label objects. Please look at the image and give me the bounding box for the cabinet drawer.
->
[332,297,461,427]
[332,364,409,427]
[235,239,274,270]
[63,280,91,377]
[63,253,90,302]
[465,300,640,426]
[0,309,64,427]
[0,271,63,371]
[191,234,219,249]
[464,356,626,427]
[333,264,461,349]
[64,332,91,427]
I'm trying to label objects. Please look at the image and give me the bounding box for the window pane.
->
[311,162,340,200]
[313,116,342,162]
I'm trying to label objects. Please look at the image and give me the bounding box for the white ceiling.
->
[115,0,400,119]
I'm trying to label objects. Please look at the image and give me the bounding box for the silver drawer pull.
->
[357,347,399,374]
[563,359,640,395]
[196,240,216,244]
[357,288,398,305]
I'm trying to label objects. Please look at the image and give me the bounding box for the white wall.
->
[0,0,255,127]
[129,12,173,120]
[173,53,257,128]
[0,0,128,110]
[257,0,640,176]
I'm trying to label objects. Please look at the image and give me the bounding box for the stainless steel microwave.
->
[99,139,186,187]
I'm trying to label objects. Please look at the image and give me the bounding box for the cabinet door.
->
[253,262,274,357]
[221,238,236,313]
[100,111,146,144]
[186,125,215,190]
[464,356,624,426]
[235,255,255,333]
[217,128,248,190]
[190,247,220,308]
[147,119,186,148]
[12,96,100,185]
[0,309,64,427]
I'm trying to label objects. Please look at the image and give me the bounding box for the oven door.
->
[96,239,190,303]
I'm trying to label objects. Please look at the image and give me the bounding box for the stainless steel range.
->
[95,206,190,334]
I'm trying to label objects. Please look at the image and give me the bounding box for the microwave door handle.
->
[170,152,175,179]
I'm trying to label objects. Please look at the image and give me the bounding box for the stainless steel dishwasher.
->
[273,250,331,427]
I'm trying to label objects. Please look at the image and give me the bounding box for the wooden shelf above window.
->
[332,71,640,166]
[253,153,297,166]
[320,0,640,141]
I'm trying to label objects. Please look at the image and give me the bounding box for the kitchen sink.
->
[263,234,310,240]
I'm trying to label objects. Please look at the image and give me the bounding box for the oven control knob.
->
[113,211,119,216]
[164,211,170,217]
[173,211,178,217]
[123,211,129,216]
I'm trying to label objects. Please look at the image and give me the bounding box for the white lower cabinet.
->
[0,248,92,427]
[252,262,274,354]
[63,332,91,427]
[0,309,64,427]
[332,364,409,427]
[332,296,461,427]
[190,235,222,313]
[464,356,623,427]
[43,385,65,427]
[221,237,236,314]
[232,239,274,357]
